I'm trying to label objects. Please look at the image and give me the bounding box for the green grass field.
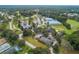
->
[65,19,79,35]
[67,19,79,31]
[53,19,79,35]
[67,19,79,29]
[57,19,79,53]
[24,36,47,48]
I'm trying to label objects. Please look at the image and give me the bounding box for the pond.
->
[45,17,61,25]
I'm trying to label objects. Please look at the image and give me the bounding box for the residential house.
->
[35,34,53,46]
[20,20,31,29]
[35,33,57,46]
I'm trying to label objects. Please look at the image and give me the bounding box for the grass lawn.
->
[0,23,9,30]
[52,19,79,35]
[24,36,47,48]
[51,24,65,32]
[52,25,74,35]
[67,19,79,29]
[65,19,79,35]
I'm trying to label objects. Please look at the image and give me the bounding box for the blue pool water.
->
[46,18,61,25]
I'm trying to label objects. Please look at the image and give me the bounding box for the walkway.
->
[25,41,36,49]
[49,47,54,54]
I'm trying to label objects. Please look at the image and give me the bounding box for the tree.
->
[29,17,34,25]
[53,44,59,53]
[1,30,18,45]
[67,30,79,50]
[18,40,26,47]
[23,29,32,36]
[63,23,71,29]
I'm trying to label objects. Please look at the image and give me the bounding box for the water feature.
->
[45,18,61,25]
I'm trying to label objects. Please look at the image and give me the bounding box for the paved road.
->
[13,24,22,31]
[18,33,23,40]
[9,21,13,30]
[9,19,21,31]
[49,47,54,54]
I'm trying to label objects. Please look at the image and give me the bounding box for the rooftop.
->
[21,21,31,29]
[0,43,11,53]
[0,38,15,54]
